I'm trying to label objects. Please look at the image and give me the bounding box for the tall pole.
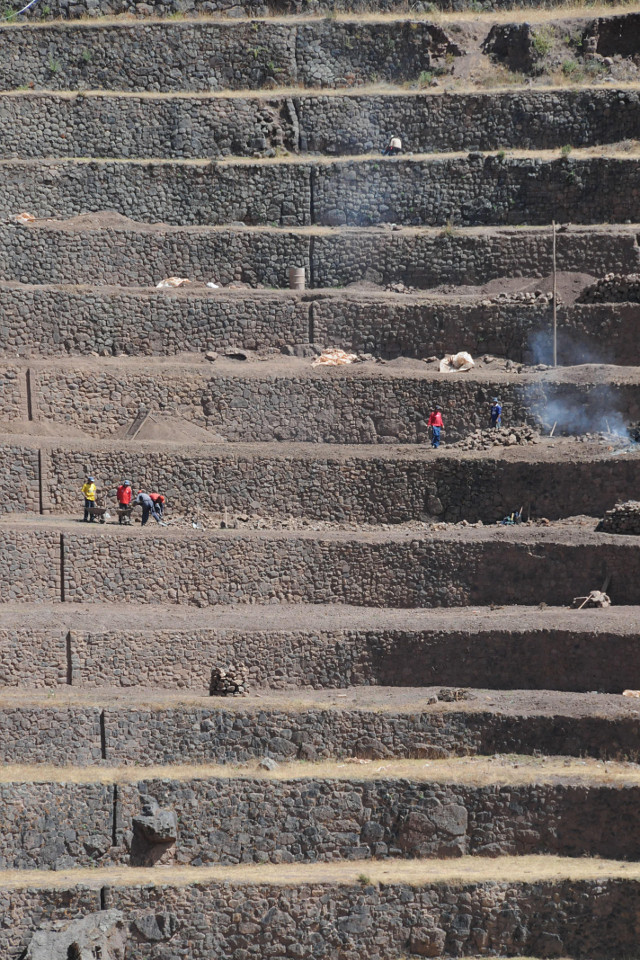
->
[552,220,557,367]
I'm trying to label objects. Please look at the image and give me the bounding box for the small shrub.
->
[357,873,371,886]
[532,28,553,57]
[560,143,572,157]
[440,218,456,237]
[496,148,506,160]
[48,58,61,74]
[2,8,17,21]
[81,49,92,63]
[562,58,580,78]
[418,70,433,86]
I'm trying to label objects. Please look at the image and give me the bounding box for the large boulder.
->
[26,910,126,960]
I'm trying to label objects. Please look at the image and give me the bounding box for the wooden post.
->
[552,220,557,367]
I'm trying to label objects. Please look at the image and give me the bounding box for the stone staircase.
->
[1,0,640,956]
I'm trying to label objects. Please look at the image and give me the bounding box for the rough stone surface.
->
[25,909,126,960]
[599,499,640,535]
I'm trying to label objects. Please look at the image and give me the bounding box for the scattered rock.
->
[258,757,279,771]
[132,796,178,844]
[204,350,218,363]
[209,664,249,696]
[578,273,640,303]
[131,913,179,943]
[598,500,640,535]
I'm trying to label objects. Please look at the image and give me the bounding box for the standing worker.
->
[116,479,133,524]
[490,397,502,429]
[149,492,166,519]
[81,476,97,522]
[134,491,161,526]
[428,405,444,449]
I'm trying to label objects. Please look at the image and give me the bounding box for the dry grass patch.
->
[2,855,640,891]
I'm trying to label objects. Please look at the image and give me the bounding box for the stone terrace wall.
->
[3,89,639,161]
[1,157,638,227]
[0,782,114,870]
[0,222,636,290]
[2,286,639,363]
[117,778,640,863]
[0,777,637,870]
[313,298,640,365]
[0,529,620,606]
[0,93,299,160]
[64,623,640,693]
[313,156,640,227]
[301,88,640,154]
[17,0,619,19]
[43,445,640,523]
[0,706,102,763]
[0,445,39,512]
[0,286,309,356]
[0,367,25,419]
[0,223,309,288]
[0,21,454,93]
[1,888,100,960]
[0,529,60,601]
[0,160,311,227]
[1,699,638,766]
[26,366,640,441]
[0,626,66,686]
[312,227,640,288]
[4,879,640,959]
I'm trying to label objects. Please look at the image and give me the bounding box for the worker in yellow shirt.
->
[81,476,97,523]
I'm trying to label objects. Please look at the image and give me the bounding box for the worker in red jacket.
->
[149,492,166,519]
[116,480,133,524]
[427,405,444,448]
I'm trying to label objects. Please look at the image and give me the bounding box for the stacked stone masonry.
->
[3,613,640,692]
[1,776,639,870]
[0,21,458,93]
[2,526,639,606]
[0,222,636,290]
[33,443,640,522]
[17,363,640,441]
[2,879,640,960]
[2,88,639,160]
[2,699,640,765]
[599,500,640,535]
[1,156,638,227]
[2,284,639,364]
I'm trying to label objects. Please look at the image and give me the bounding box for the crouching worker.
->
[149,492,166,519]
[134,491,161,526]
[383,136,402,156]
[82,476,97,522]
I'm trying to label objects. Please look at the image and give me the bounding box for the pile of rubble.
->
[597,500,640,535]
[480,290,553,307]
[209,664,249,696]
[452,426,541,451]
[577,273,640,303]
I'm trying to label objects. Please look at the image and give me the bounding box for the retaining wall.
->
[0,222,636,289]
[1,699,639,765]
[0,286,310,355]
[2,527,639,606]
[0,367,26,419]
[24,365,640,441]
[312,156,640,227]
[0,445,39,512]
[300,88,640,153]
[1,156,638,227]
[40,445,640,522]
[0,160,311,227]
[2,285,639,363]
[313,298,640,365]
[0,776,638,870]
[0,21,455,93]
[3,88,639,160]
[3,617,640,692]
[4,879,640,959]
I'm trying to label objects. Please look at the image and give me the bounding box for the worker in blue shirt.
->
[490,398,502,429]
